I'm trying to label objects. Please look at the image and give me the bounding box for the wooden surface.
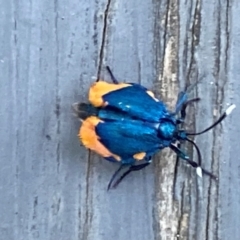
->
[0,0,239,239]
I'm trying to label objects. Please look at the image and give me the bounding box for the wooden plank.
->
[0,0,239,239]
[153,0,240,239]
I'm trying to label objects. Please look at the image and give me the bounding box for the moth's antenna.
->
[187,104,236,136]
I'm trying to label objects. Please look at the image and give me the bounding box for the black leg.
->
[175,79,200,116]
[175,91,188,114]
[170,144,217,180]
[180,98,200,120]
[106,66,119,84]
[110,162,150,189]
[173,142,180,200]
[107,164,127,191]
[170,144,192,162]
[171,143,201,168]
[174,78,199,119]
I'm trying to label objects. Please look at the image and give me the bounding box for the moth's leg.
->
[106,66,119,84]
[176,97,200,122]
[175,80,199,118]
[180,98,200,121]
[175,91,188,115]
[110,162,150,189]
[107,164,127,191]
[170,144,216,179]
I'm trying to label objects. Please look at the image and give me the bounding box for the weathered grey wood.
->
[0,0,240,239]
[153,0,240,239]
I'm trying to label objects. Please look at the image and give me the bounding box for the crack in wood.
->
[82,151,93,240]
[225,0,230,73]
[97,0,112,80]
[54,0,61,175]
[206,2,231,239]
[176,185,188,239]
[160,0,170,82]
[187,0,201,82]
[80,1,113,238]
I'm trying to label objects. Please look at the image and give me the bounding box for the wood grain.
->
[0,0,239,239]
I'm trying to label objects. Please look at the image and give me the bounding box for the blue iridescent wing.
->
[89,81,171,122]
[102,84,170,122]
[95,116,171,165]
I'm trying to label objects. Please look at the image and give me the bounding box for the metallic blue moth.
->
[73,66,235,190]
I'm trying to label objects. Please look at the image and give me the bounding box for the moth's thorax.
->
[157,119,176,140]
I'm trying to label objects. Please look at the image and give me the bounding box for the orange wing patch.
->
[133,152,146,161]
[89,81,131,107]
[79,116,121,161]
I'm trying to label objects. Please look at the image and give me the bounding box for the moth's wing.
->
[79,116,122,163]
[89,81,170,122]
[95,118,170,165]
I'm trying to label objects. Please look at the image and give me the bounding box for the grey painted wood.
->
[0,0,239,239]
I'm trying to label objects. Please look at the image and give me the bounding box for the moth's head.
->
[72,102,99,121]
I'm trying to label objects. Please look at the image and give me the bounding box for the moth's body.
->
[76,81,177,165]
[73,67,235,189]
